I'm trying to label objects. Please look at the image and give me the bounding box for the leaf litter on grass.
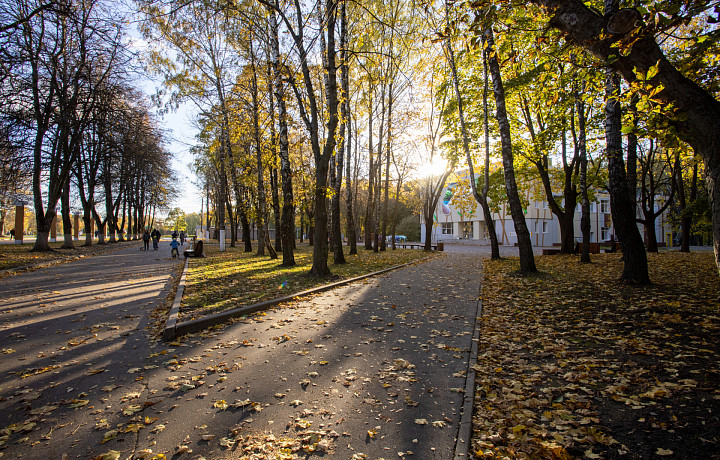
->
[472,252,720,459]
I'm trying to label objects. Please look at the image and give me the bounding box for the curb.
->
[162,254,439,341]
[454,282,484,459]
[162,257,189,341]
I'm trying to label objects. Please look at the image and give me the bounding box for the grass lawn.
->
[180,243,437,321]
[0,239,139,272]
[472,251,720,459]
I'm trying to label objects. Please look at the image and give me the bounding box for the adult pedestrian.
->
[151,228,160,250]
[179,230,186,246]
[142,229,150,251]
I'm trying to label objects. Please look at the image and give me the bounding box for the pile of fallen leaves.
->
[472,251,720,459]
[180,244,435,321]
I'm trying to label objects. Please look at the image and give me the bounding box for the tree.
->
[166,207,187,231]
[8,0,127,251]
[636,140,674,252]
[485,28,536,273]
[516,0,720,276]
[140,0,239,250]
[266,1,295,266]
[439,0,501,259]
[260,0,341,276]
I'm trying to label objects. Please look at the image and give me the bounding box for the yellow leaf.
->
[656,448,673,456]
[100,430,118,444]
[213,400,228,410]
[69,399,90,409]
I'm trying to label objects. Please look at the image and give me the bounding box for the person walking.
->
[142,229,150,251]
[151,228,160,250]
[179,231,186,246]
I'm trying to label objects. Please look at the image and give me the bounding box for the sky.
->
[158,105,203,214]
[127,17,203,216]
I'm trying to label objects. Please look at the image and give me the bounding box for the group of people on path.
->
[142,228,187,258]
[142,228,161,251]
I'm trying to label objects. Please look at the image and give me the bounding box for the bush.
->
[395,214,420,241]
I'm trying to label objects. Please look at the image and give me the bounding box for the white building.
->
[421,176,673,248]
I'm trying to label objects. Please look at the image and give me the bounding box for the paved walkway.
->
[0,242,489,459]
[0,241,183,457]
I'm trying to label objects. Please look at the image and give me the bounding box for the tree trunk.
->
[486,28,536,273]
[605,66,649,284]
[643,208,659,253]
[343,30,357,256]
[424,215,435,251]
[250,45,268,258]
[380,82,393,252]
[240,205,252,253]
[61,178,74,249]
[482,46,501,260]
[364,90,374,250]
[266,10,295,265]
[83,213,92,247]
[331,136,345,263]
[373,85,385,254]
[575,76,592,263]
[267,61,282,254]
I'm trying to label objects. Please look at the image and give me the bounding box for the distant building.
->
[420,173,672,247]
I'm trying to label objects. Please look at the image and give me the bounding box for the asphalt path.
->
[0,241,493,459]
[0,240,184,458]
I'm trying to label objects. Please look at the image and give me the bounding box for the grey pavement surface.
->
[0,242,497,459]
[0,241,184,458]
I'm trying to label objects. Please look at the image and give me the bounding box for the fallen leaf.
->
[100,430,118,444]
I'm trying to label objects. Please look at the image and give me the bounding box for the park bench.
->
[602,242,622,253]
[184,240,205,258]
[398,243,441,251]
[542,248,561,255]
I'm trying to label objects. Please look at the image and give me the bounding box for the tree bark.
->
[575,78,591,263]
[481,45,501,259]
[486,28,537,273]
[61,177,74,249]
[343,8,357,256]
[364,89,375,250]
[380,82,393,252]
[267,4,296,266]
[606,66,649,283]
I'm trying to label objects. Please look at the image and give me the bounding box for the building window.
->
[542,221,548,233]
[601,227,610,241]
[600,199,610,213]
[590,202,597,213]
[441,222,453,235]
